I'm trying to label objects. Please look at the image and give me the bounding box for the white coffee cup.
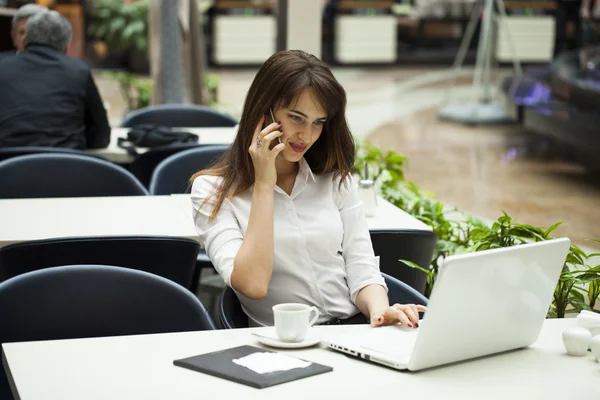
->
[273,303,319,342]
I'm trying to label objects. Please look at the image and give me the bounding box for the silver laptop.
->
[324,238,571,371]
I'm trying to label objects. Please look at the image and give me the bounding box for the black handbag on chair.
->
[117,125,199,156]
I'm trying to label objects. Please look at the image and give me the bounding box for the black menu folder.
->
[173,345,333,389]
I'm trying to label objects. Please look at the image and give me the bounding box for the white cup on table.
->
[273,303,319,343]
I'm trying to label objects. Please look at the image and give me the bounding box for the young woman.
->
[191,50,425,327]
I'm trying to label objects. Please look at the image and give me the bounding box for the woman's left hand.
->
[370,304,427,328]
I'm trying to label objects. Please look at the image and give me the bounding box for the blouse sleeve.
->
[334,175,387,303]
[191,176,243,287]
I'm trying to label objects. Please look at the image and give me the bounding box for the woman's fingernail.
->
[377,316,383,322]
[407,322,413,328]
[277,121,281,125]
[415,323,419,328]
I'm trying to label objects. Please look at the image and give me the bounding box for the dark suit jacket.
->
[0,44,110,149]
[0,50,16,60]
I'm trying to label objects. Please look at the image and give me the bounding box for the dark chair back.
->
[0,264,215,399]
[218,285,249,329]
[0,153,148,198]
[383,272,428,307]
[121,104,238,128]
[0,236,200,291]
[129,143,202,188]
[147,146,228,291]
[370,229,437,295]
[0,146,98,163]
[217,272,429,329]
[150,145,229,195]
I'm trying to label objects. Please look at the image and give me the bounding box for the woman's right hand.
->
[249,115,285,188]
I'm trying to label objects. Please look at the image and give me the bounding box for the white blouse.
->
[191,158,386,326]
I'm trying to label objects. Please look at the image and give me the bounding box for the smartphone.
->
[268,108,282,145]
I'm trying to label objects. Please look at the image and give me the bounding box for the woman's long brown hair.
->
[191,50,355,220]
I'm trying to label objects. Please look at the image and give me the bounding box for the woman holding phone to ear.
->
[191,50,426,328]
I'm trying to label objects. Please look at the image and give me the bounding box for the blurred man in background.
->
[0,3,46,59]
[0,10,110,149]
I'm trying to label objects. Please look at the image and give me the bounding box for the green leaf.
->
[399,259,433,277]
[384,153,407,165]
[109,18,126,35]
[96,8,112,19]
[94,25,108,38]
[121,23,137,41]
[576,274,600,283]
[570,289,586,301]
[544,221,563,237]
[135,36,147,52]
[497,213,512,225]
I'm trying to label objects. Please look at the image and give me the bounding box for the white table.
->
[0,196,198,249]
[170,194,432,232]
[3,319,596,399]
[86,127,237,164]
[0,192,429,250]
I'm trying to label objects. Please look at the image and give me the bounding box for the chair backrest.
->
[382,272,428,307]
[0,264,215,399]
[0,236,201,291]
[218,285,249,329]
[121,104,238,128]
[129,143,203,188]
[0,146,98,163]
[370,229,437,295]
[217,272,429,329]
[150,145,229,195]
[0,153,148,198]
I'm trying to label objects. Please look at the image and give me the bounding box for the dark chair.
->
[218,285,248,329]
[0,236,200,292]
[217,272,429,329]
[383,272,429,307]
[0,265,216,399]
[120,104,238,128]
[0,146,100,163]
[149,145,229,195]
[0,153,148,199]
[150,145,230,299]
[370,229,437,295]
[129,143,203,188]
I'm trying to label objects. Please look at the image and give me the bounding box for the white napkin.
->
[233,352,312,374]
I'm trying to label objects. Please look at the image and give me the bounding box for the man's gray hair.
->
[11,4,47,32]
[25,10,72,52]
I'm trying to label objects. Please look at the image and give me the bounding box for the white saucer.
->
[252,328,321,349]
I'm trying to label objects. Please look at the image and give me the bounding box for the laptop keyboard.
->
[358,326,420,360]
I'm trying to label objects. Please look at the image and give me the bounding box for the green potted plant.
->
[103,71,151,113]
[354,138,600,317]
[206,73,220,109]
[89,0,149,74]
